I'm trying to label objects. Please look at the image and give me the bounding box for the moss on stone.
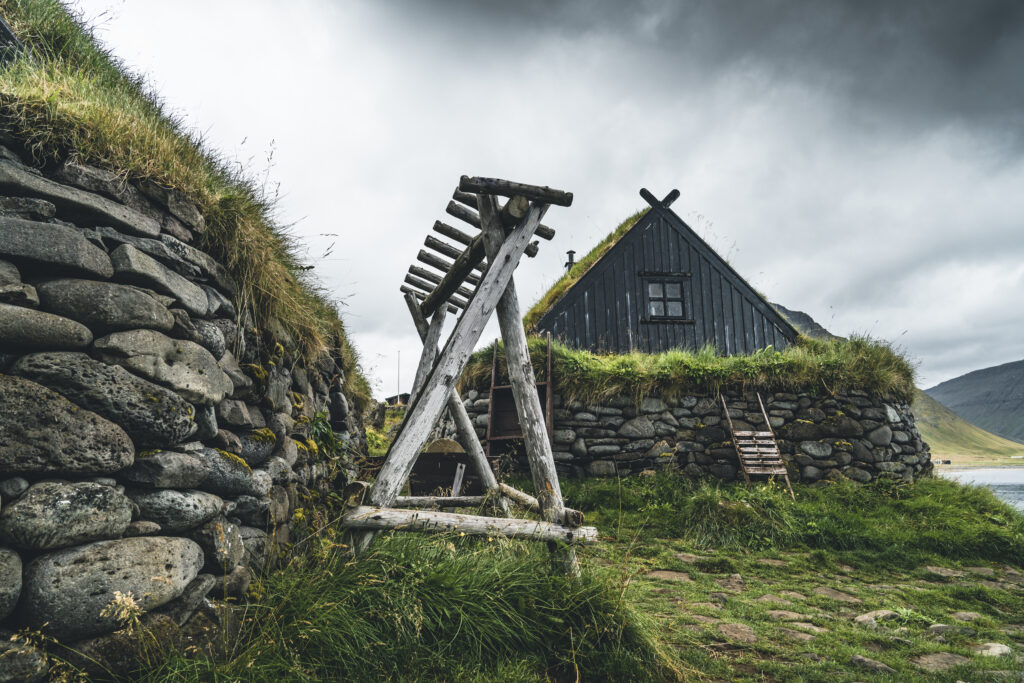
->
[248,427,276,443]
[216,449,251,472]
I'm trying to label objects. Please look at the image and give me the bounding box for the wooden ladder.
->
[721,393,795,500]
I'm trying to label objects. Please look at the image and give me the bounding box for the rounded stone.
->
[0,481,133,551]
[34,278,174,333]
[867,425,893,447]
[0,302,92,349]
[0,548,22,621]
[0,476,29,502]
[0,375,135,475]
[192,448,263,496]
[192,319,226,359]
[801,465,824,482]
[93,329,233,405]
[192,516,244,573]
[239,429,277,466]
[130,489,223,533]
[20,536,204,640]
[118,451,207,489]
[12,352,196,448]
[799,441,832,459]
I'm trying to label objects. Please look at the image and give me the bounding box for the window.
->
[647,279,686,319]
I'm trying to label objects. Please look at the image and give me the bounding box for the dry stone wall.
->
[463,389,932,484]
[0,142,362,678]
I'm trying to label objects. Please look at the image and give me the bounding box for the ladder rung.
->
[746,467,787,474]
[734,431,773,437]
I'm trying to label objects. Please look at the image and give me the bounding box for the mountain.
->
[912,388,1024,462]
[774,304,1024,462]
[926,360,1024,444]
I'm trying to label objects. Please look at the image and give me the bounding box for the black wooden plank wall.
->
[536,206,799,355]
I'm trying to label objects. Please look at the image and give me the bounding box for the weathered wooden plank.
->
[460,175,573,207]
[344,506,598,545]
[498,483,540,511]
[400,286,461,312]
[416,250,481,287]
[394,495,486,508]
[408,306,446,406]
[403,275,469,309]
[435,218,539,258]
[478,194,578,574]
[350,207,547,554]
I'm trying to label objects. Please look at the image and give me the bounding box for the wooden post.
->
[409,306,447,406]
[446,462,466,512]
[477,194,578,575]
[403,293,509,515]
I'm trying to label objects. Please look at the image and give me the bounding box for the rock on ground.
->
[20,536,203,640]
[0,481,132,551]
[0,302,92,349]
[0,375,134,475]
[130,489,224,533]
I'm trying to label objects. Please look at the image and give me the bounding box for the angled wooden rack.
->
[721,393,795,500]
[343,176,594,574]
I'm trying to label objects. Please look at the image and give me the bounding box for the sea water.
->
[938,467,1024,511]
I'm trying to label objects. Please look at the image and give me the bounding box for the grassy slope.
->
[0,0,370,405]
[914,388,1024,465]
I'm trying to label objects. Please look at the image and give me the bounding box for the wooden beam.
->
[498,483,540,512]
[435,219,538,257]
[343,506,598,545]
[460,176,573,207]
[425,235,485,272]
[408,265,475,300]
[403,276,469,309]
[416,250,481,286]
[448,198,555,241]
[403,292,509,516]
[478,194,578,574]
[400,286,459,313]
[419,235,488,319]
[348,202,548,556]
[394,495,485,508]
[409,306,446,405]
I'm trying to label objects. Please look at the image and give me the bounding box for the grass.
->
[0,0,370,407]
[523,209,647,332]
[912,388,1024,466]
[136,531,676,682]
[462,333,917,404]
[118,471,1024,682]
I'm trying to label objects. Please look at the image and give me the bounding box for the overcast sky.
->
[71,0,1024,396]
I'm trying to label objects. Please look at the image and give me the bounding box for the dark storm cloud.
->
[399,0,1024,148]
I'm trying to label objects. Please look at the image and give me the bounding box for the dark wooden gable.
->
[535,188,799,355]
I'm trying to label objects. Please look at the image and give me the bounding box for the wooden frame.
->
[343,176,593,574]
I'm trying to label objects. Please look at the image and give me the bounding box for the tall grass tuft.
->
[463,333,916,404]
[0,0,370,406]
[141,532,678,682]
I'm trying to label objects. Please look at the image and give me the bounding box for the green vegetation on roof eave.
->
[462,334,916,404]
[0,0,369,407]
[523,208,647,332]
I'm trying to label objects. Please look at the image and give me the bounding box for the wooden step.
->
[733,431,774,437]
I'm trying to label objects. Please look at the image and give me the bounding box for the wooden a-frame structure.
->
[342,176,596,574]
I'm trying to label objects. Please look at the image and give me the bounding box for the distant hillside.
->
[927,360,1024,444]
[912,388,1024,461]
[773,304,1024,462]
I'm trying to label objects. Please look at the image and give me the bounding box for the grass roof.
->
[462,334,916,404]
[523,208,647,332]
[0,0,369,407]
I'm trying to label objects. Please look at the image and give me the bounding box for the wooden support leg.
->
[477,194,579,575]
[347,204,547,555]
[408,306,447,406]
[403,293,509,515]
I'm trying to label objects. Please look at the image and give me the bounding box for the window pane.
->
[648,282,663,298]
[649,301,664,316]
[665,283,681,298]
[667,301,683,317]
